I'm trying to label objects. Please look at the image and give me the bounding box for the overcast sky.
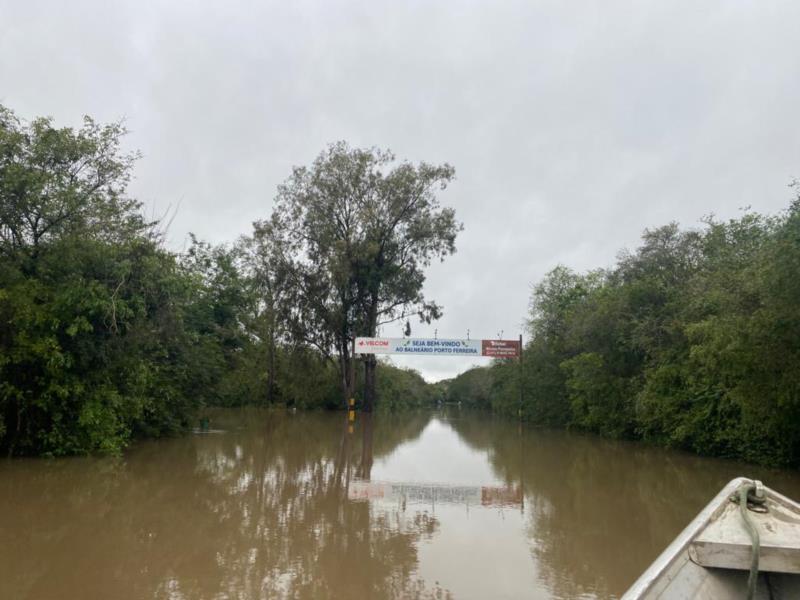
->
[2,1,799,380]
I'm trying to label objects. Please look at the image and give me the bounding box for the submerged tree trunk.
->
[347,353,356,405]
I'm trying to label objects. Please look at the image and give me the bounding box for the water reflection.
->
[0,410,449,599]
[3,408,800,600]
[446,411,800,599]
[348,480,522,507]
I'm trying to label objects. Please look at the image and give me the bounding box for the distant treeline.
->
[0,106,442,456]
[445,197,800,467]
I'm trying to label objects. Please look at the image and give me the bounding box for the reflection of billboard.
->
[481,485,524,506]
[348,481,387,501]
[348,480,522,507]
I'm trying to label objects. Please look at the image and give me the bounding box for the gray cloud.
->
[3,0,799,380]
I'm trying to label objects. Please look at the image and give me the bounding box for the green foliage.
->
[561,352,636,438]
[506,196,800,467]
[376,362,438,411]
[0,105,198,456]
[442,366,493,408]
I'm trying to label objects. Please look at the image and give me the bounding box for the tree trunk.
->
[267,327,276,405]
[363,354,377,412]
[362,293,380,412]
[339,340,354,410]
[346,356,355,406]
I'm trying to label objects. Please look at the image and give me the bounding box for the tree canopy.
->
[257,142,461,410]
[481,194,800,467]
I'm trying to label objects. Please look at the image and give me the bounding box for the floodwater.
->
[3,409,800,600]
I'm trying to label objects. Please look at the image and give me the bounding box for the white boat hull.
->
[623,477,800,599]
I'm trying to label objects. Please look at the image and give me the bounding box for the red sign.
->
[481,339,520,358]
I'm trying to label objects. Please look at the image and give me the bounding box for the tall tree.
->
[265,142,460,410]
[240,222,289,405]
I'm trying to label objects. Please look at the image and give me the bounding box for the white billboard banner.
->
[354,337,482,356]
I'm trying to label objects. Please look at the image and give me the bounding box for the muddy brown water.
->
[3,408,800,600]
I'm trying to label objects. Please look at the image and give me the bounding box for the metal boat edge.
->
[622,476,800,599]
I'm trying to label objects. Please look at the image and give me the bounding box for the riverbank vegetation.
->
[446,197,800,467]
[0,106,455,456]
[4,104,799,467]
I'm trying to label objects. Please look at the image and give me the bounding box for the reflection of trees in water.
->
[446,414,800,600]
[194,410,445,599]
[0,410,451,600]
[12,410,797,599]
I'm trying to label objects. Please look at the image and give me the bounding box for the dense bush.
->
[0,107,198,455]
[481,197,800,467]
[442,365,492,408]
